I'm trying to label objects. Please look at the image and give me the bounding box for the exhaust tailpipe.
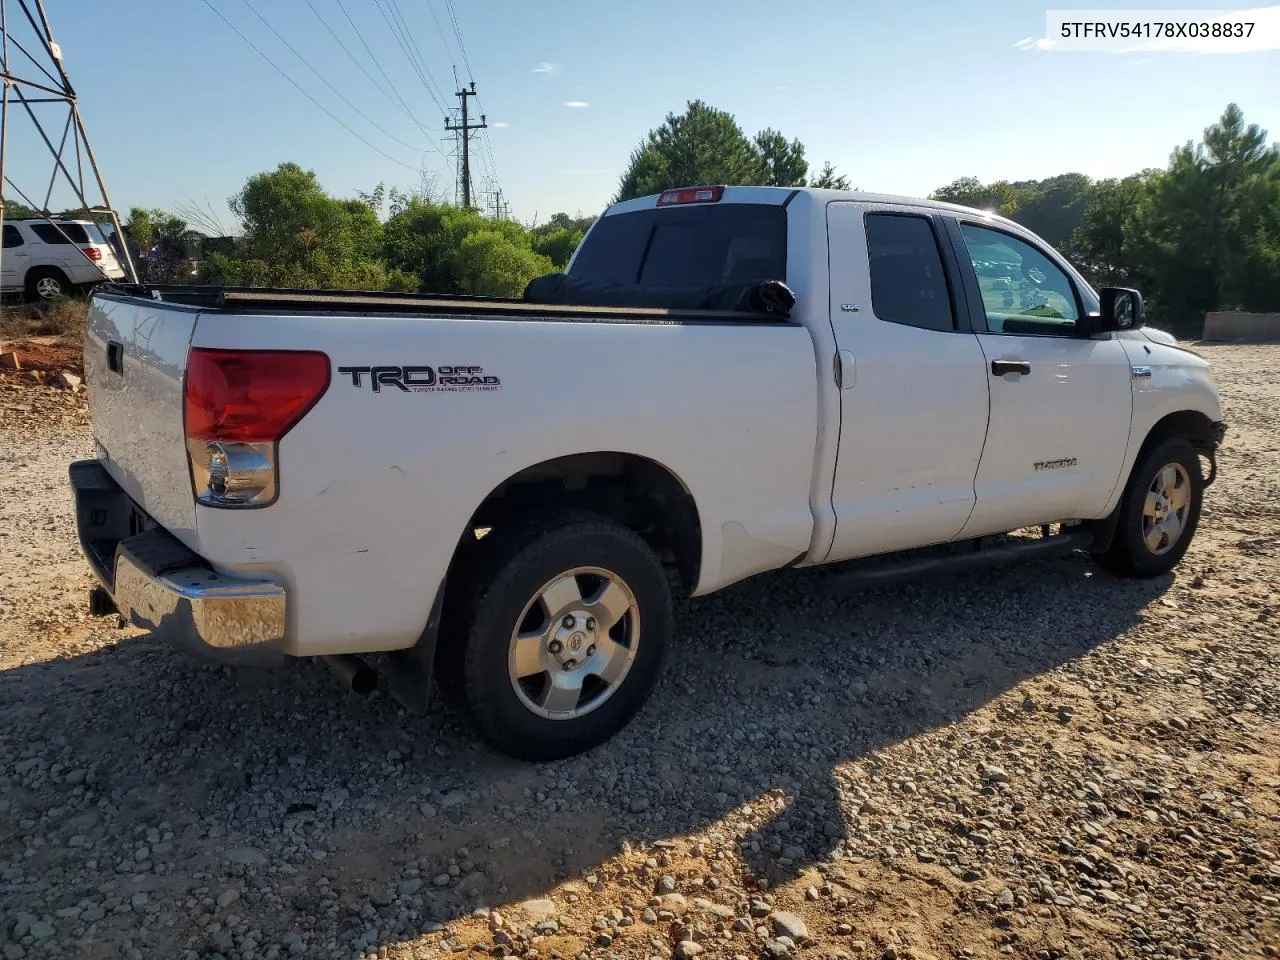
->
[321,654,377,695]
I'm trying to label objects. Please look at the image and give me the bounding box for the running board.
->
[822,528,1095,593]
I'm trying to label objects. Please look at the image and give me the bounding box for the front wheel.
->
[450,514,673,761]
[1094,437,1204,578]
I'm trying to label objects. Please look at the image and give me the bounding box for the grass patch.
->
[0,297,89,341]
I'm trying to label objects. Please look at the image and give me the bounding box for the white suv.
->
[1,219,126,301]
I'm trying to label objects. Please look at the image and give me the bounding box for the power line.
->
[301,0,432,139]
[372,0,450,116]
[198,0,422,171]
[331,0,434,139]
[441,0,474,81]
[238,0,440,157]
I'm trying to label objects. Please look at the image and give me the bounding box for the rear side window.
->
[569,204,786,287]
[30,223,92,244]
[865,214,954,332]
[2,225,22,248]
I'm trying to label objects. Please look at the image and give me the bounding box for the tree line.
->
[929,103,1280,335]
[8,100,1275,334]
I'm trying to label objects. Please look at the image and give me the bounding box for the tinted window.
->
[958,223,1079,336]
[2,225,22,248]
[30,223,92,244]
[569,204,786,287]
[865,214,954,332]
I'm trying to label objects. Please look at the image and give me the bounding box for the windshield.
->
[569,203,787,288]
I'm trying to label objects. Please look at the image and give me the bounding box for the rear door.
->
[824,202,991,561]
[943,217,1132,536]
[28,222,106,283]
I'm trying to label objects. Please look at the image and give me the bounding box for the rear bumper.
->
[69,459,287,664]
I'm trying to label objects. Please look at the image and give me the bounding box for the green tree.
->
[929,177,1021,215]
[753,128,808,187]
[1070,173,1157,287]
[1124,103,1280,326]
[209,162,392,289]
[616,101,780,201]
[383,199,490,293]
[538,212,596,235]
[809,162,852,190]
[1009,173,1091,249]
[125,207,188,250]
[1,199,41,220]
[455,230,555,297]
[531,227,584,270]
[382,198,554,296]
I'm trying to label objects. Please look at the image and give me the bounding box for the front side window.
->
[958,223,1079,336]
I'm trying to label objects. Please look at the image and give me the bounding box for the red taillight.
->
[656,185,725,206]
[184,348,330,442]
[82,246,102,261]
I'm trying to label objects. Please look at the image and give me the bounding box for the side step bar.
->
[822,527,1095,593]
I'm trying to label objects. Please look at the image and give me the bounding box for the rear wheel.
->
[1094,437,1203,578]
[446,513,673,761]
[26,268,70,302]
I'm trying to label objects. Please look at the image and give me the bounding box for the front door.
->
[824,203,991,562]
[945,219,1133,538]
[2,224,29,292]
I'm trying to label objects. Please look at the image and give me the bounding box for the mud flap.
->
[384,577,446,716]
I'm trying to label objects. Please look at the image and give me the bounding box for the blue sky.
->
[8,0,1280,229]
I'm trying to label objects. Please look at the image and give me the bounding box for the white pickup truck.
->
[70,185,1226,761]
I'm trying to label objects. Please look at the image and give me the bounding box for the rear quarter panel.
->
[190,312,819,656]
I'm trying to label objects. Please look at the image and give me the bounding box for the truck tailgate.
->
[84,292,199,544]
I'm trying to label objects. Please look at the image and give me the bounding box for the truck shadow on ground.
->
[0,551,1170,957]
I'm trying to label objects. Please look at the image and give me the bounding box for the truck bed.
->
[101,283,794,325]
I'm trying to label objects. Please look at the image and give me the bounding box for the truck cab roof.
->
[606,185,1022,228]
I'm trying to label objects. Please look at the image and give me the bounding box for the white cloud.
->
[563,100,590,109]
[490,121,509,128]
[1015,35,1057,51]
[532,62,556,74]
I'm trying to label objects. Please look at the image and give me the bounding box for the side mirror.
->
[1096,287,1144,332]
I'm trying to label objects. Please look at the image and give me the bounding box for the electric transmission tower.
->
[0,0,138,283]
[443,81,486,208]
[479,176,509,220]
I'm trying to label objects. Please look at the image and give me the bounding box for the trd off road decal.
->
[337,365,502,393]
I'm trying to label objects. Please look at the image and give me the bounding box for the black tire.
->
[443,512,673,761]
[1094,437,1203,578]
[26,268,70,302]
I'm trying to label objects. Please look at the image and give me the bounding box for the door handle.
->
[836,349,855,390]
[106,340,124,375]
[991,359,1030,377]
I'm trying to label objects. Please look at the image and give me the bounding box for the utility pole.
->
[443,81,486,208]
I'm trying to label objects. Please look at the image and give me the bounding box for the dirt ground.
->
[0,342,1277,960]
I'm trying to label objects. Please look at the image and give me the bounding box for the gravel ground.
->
[1,343,1277,960]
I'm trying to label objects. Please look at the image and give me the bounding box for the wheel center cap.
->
[550,614,595,668]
